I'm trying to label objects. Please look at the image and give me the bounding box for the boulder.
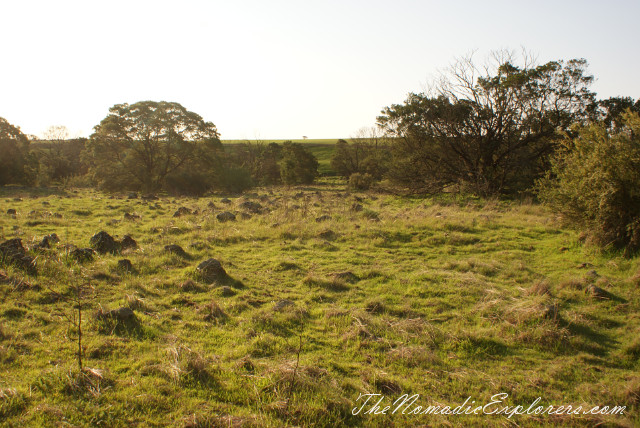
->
[220,286,236,297]
[315,215,332,223]
[239,201,263,214]
[173,207,192,217]
[6,209,16,216]
[220,198,232,204]
[127,192,138,199]
[164,244,188,258]
[196,258,227,283]
[70,248,95,263]
[124,212,141,220]
[117,259,135,273]
[97,307,136,322]
[0,238,36,274]
[120,235,138,250]
[90,231,120,254]
[216,211,236,222]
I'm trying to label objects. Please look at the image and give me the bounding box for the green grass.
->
[0,185,639,426]
[222,140,339,175]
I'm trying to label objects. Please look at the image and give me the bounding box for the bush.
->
[280,142,318,185]
[348,173,374,190]
[538,111,640,256]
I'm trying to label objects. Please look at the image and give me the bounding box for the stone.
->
[117,259,134,273]
[120,235,138,250]
[220,198,232,204]
[90,231,120,254]
[124,212,141,220]
[98,307,135,322]
[319,230,338,241]
[351,203,364,212]
[6,209,16,216]
[127,192,138,199]
[239,201,263,214]
[164,244,188,258]
[220,286,235,297]
[196,258,227,283]
[586,284,609,299]
[70,248,95,263]
[216,211,236,222]
[315,215,332,223]
[173,207,192,217]
[0,238,36,274]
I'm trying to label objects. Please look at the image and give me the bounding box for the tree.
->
[538,111,640,256]
[590,96,640,130]
[280,142,319,185]
[0,117,38,185]
[88,101,221,192]
[377,50,595,196]
[330,127,390,180]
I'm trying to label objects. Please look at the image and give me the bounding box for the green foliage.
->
[348,172,374,190]
[378,53,595,196]
[330,138,389,180]
[538,111,640,255]
[88,101,221,193]
[280,142,319,185]
[0,117,38,185]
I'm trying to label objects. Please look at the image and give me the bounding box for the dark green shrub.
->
[538,111,640,255]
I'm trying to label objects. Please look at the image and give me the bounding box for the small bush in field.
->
[348,172,373,190]
[538,111,640,256]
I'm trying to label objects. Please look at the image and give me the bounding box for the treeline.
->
[0,101,318,195]
[2,51,640,253]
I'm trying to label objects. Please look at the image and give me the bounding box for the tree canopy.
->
[88,101,221,192]
[377,52,595,195]
[0,117,37,185]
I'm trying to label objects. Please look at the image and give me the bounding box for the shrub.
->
[348,172,374,190]
[538,111,640,256]
[280,142,318,185]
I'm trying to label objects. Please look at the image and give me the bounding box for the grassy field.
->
[1,183,639,427]
[221,140,340,176]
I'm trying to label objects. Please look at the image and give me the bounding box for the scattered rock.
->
[97,306,136,322]
[239,201,263,214]
[586,284,609,299]
[207,201,217,209]
[273,299,295,311]
[173,207,192,217]
[0,238,36,274]
[217,211,236,222]
[220,198,232,204]
[117,259,135,273]
[240,212,252,220]
[164,244,188,258]
[220,286,236,297]
[70,248,95,263]
[34,233,60,250]
[196,258,227,283]
[351,203,363,212]
[585,270,599,279]
[127,192,138,199]
[141,194,159,201]
[120,235,138,250]
[124,212,141,220]
[315,215,332,223]
[90,231,120,254]
[6,209,16,216]
[576,262,594,269]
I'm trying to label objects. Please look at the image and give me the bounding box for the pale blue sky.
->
[1,0,638,139]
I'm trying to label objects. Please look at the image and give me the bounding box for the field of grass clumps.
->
[1,183,639,427]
